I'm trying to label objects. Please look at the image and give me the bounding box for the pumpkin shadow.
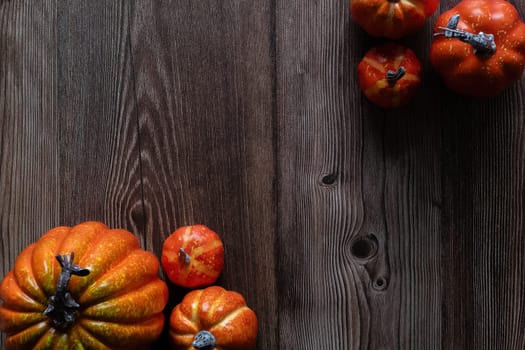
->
[153,283,192,348]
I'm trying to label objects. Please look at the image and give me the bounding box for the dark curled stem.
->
[386,66,406,86]
[43,252,90,331]
[179,247,191,265]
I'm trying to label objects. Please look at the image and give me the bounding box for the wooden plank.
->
[274,0,521,348]
[277,2,523,349]
[0,5,59,348]
[54,1,141,234]
[0,0,59,276]
[437,0,525,348]
[0,0,139,245]
[440,92,525,349]
[275,1,376,348]
[129,1,277,348]
[0,0,141,346]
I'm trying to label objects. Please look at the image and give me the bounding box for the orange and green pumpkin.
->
[0,221,169,349]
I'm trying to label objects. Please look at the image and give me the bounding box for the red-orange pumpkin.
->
[162,225,224,289]
[0,221,168,349]
[430,0,525,96]
[169,286,258,350]
[358,42,422,108]
[350,0,438,39]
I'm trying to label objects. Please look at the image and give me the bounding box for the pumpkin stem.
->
[386,66,406,86]
[43,252,90,331]
[192,330,216,350]
[179,247,191,265]
[434,14,496,57]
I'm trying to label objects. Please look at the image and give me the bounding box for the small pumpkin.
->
[161,225,224,289]
[358,42,422,108]
[169,286,258,350]
[430,0,525,96]
[0,221,168,349]
[350,0,438,39]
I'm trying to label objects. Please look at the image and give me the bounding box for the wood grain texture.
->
[437,1,525,348]
[129,1,277,348]
[276,1,365,348]
[0,1,60,276]
[276,0,524,349]
[275,0,440,348]
[0,0,144,345]
[0,2,59,347]
[1,0,525,349]
[440,83,525,349]
[54,0,142,234]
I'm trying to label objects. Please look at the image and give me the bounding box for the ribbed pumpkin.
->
[162,225,224,289]
[0,221,169,349]
[169,286,258,350]
[350,0,438,39]
[430,0,525,96]
[357,42,422,108]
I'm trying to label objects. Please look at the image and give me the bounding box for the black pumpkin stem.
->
[179,247,191,265]
[434,14,496,57]
[386,66,406,86]
[192,330,216,350]
[43,252,90,331]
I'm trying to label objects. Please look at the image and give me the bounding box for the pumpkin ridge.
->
[75,322,112,349]
[33,327,61,348]
[82,228,139,266]
[68,226,110,292]
[0,307,47,334]
[209,306,250,330]
[27,325,55,348]
[31,227,70,298]
[78,227,129,268]
[6,322,53,349]
[193,289,205,326]
[78,249,160,306]
[192,239,224,259]
[55,222,108,265]
[182,289,204,328]
[79,274,159,307]
[188,258,222,280]
[79,313,165,347]
[72,229,141,297]
[363,56,386,73]
[169,301,200,335]
[81,278,168,323]
[79,313,162,326]
[80,223,109,252]
[205,287,228,325]
[13,245,48,305]
[76,323,146,350]
[0,271,45,312]
[76,320,156,350]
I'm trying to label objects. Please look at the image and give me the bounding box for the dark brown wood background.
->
[1,0,525,349]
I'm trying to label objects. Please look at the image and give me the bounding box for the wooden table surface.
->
[1,0,525,349]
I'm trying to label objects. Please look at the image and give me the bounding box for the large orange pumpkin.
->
[169,286,258,350]
[0,221,169,349]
